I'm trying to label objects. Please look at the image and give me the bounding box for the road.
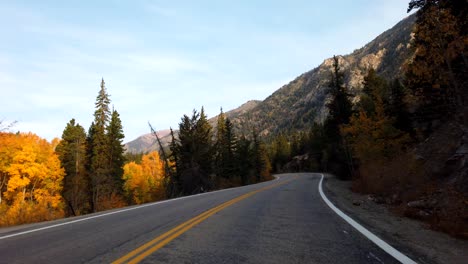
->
[0,173,414,263]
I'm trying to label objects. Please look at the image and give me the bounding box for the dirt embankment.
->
[323,175,467,264]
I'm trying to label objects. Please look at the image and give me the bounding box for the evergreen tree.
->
[359,68,388,116]
[388,79,412,134]
[167,128,180,197]
[196,107,214,183]
[235,135,252,185]
[214,108,227,178]
[323,56,354,179]
[87,79,124,211]
[221,118,238,180]
[107,109,125,196]
[324,56,353,140]
[215,109,238,180]
[56,119,89,216]
[175,108,214,195]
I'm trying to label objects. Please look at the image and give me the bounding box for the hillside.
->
[231,15,416,137]
[124,129,172,154]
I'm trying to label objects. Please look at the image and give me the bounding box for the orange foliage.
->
[123,151,165,204]
[0,133,65,226]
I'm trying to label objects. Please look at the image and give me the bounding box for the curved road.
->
[0,173,412,263]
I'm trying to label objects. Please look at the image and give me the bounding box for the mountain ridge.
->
[125,14,416,152]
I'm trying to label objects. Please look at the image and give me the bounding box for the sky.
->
[0,0,413,142]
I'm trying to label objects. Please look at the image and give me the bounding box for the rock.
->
[407,199,436,209]
[352,200,361,206]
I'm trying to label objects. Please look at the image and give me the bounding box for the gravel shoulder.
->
[322,174,468,264]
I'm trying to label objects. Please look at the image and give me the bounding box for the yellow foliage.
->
[342,101,409,163]
[123,151,165,204]
[0,132,65,227]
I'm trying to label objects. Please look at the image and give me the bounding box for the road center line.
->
[318,174,417,264]
[112,178,294,264]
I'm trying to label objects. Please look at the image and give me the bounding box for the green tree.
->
[107,109,125,196]
[387,79,412,134]
[167,128,180,197]
[56,119,89,216]
[359,68,388,116]
[215,109,238,180]
[235,135,252,185]
[324,56,353,140]
[323,56,354,179]
[174,108,214,195]
[87,79,124,211]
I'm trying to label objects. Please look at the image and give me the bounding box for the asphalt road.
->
[0,173,409,263]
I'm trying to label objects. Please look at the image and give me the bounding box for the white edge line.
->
[0,175,280,241]
[318,174,417,264]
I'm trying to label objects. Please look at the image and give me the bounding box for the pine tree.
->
[56,119,89,216]
[388,79,412,134]
[87,79,124,211]
[323,56,354,179]
[325,56,353,139]
[235,135,252,185]
[359,68,388,116]
[215,108,227,178]
[215,109,238,180]
[107,109,125,196]
[167,128,180,197]
[174,108,214,195]
[196,107,213,180]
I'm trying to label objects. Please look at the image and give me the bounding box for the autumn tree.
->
[56,119,89,216]
[342,70,410,192]
[0,133,65,226]
[406,0,467,126]
[122,151,165,204]
[252,131,272,182]
[270,133,291,172]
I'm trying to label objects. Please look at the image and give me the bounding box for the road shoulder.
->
[322,174,467,264]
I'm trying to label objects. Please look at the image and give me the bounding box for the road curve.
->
[0,173,411,263]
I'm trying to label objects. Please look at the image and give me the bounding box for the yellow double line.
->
[112,178,293,264]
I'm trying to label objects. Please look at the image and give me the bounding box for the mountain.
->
[231,15,416,137]
[124,129,172,154]
[125,15,416,152]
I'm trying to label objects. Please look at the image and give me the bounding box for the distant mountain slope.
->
[124,129,172,154]
[231,15,416,137]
